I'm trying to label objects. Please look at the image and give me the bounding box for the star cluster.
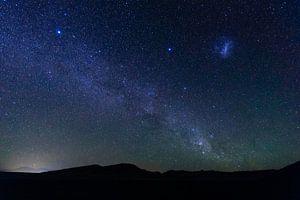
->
[0,0,299,172]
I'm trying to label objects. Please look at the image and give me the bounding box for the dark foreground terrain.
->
[0,162,299,200]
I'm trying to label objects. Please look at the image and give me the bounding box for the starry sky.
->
[0,0,299,172]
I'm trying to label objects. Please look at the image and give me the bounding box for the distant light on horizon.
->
[9,167,49,173]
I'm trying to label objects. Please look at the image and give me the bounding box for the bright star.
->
[56,29,62,36]
[167,47,172,52]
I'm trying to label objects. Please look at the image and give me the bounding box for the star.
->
[55,29,62,36]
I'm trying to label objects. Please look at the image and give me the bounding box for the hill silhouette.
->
[0,161,299,200]
[43,163,160,180]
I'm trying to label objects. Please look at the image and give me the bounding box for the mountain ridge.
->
[43,160,300,175]
[0,161,299,199]
[3,160,299,176]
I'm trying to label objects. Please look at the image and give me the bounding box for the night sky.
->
[0,0,299,172]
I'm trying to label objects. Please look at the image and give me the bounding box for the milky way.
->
[0,1,299,172]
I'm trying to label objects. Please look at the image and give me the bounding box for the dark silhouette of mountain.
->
[43,163,161,180]
[279,161,300,173]
[0,161,299,200]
